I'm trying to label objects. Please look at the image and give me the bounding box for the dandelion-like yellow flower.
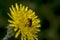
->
[8,3,41,40]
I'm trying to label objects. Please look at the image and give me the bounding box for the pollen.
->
[8,3,41,40]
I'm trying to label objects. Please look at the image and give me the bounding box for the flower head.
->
[8,3,41,40]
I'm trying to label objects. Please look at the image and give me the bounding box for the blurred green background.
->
[0,0,60,40]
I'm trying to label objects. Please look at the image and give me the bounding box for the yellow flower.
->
[8,3,41,40]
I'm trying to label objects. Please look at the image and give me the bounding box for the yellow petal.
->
[21,35,24,40]
[11,5,16,13]
[8,24,15,27]
[36,29,40,32]
[9,7,14,15]
[8,20,14,23]
[15,30,20,38]
[15,3,19,11]
[8,13,13,19]
[25,6,28,11]
[35,24,41,27]
[14,27,18,31]
[21,5,25,11]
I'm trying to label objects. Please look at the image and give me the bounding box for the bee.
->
[28,18,32,27]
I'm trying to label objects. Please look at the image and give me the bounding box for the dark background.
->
[0,0,60,40]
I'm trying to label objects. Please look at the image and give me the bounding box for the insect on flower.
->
[28,18,32,27]
[8,3,41,40]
